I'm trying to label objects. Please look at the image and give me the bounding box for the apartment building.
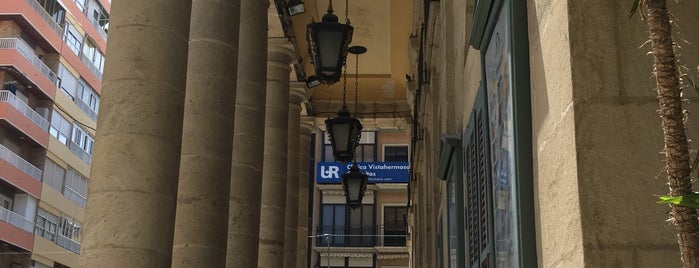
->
[310,130,410,268]
[0,0,108,267]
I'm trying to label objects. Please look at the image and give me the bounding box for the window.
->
[383,206,407,246]
[91,4,110,32]
[0,193,13,210]
[35,209,58,241]
[37,0,66,26]
[82,40,104,73]
[323,131,376,162]
[320,204,345,245]
[63,23,83,55]
[384,145,408,162]
[58,64,78,98]
[58,216,82,242]
[77,80,99,114]
[42,159,65,192]
[319,204,374,247]
[56,216,82,253]
[49,111,71,145]
[74,0,87,13]
[71,124,93,154]
[64,169,88,207]
[30,260,52,268]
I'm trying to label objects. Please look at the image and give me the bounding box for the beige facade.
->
[409,0,699,267]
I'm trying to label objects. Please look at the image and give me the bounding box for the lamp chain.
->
[354,51,359,118]
[342,59,348,109]
[345,0,350,24]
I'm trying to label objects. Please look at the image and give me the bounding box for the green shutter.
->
[465,86,494,268]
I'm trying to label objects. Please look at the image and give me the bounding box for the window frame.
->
[382,144,409,162]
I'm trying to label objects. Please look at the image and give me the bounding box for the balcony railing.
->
[315,225,407,247]
[24,0,64,36]
[80,53,103,79]
[0,206,34,233]
[0,90,50,131]
[0,143,42,180]
[63,186,86,207]
[0,38,59,85]
[56,233,81,253]
[88,18,108,41]
[74,96,98,122]
[68,140,92,164]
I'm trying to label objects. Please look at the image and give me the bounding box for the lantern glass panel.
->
[347,177,362,202]
[330,123,351,153]
[318,30,344,69]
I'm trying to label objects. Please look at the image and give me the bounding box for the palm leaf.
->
[628,0,641,19]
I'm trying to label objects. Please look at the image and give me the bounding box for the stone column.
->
[257,43,295,268]
[226,0,269,267]
[171,0,240,267]
[79,1,191,267]
[296,119,315,268]
[283,83,307,268]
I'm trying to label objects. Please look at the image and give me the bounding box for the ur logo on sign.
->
[320,165,340,179]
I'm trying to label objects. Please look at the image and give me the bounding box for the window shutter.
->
[465,86,493,268]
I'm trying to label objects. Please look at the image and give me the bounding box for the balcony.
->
[315,225,407,248]
[0,143,43,196]
[0,210,34,250]
[73,95,97,122]
[80,53,103,80]
[0,0,64,51]
[88,17,108,41]
[63,185,86,207]
[0,38,58,98]
[55,233,81,254]
[68,140,91,164]
[22,0,63,37]
[0,205,34,233]
[0,90,50,144]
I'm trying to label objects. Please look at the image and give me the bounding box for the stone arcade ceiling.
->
[269,0,415,129]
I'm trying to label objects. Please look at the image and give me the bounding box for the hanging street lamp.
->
[342,164,368,209]
[306,0,353,84]
[325,107,363,163]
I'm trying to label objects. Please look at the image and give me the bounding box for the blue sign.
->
[316,162,409,184]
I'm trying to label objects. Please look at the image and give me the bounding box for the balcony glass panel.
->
[0,90,50,131]
[0,143,42,180]
[0,206,34,233]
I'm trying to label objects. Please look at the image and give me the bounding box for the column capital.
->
[290,82,307,105]
[268,42,296,64]
[300,117,315,135]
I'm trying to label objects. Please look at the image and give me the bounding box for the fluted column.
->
[257,43,296,268]
[283,83,307,268]
[226,0,269,266]
[80,1,191,267]
[171,0,240,266]
[296,119,315,268]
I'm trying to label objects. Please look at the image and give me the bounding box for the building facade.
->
[310,130,410,268]
[0,0,108,267]
[408,0,699,267]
